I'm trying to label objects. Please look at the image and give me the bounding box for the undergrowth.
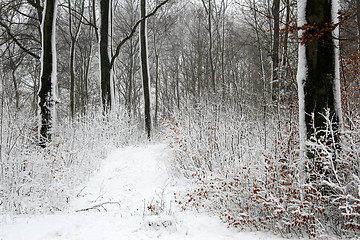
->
[0,108,140,214]
[163,102,360,238]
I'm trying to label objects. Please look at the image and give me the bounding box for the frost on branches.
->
[163,99,360,238]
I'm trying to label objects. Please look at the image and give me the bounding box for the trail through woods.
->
[1,144,289,240]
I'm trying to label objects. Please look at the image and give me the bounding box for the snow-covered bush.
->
[163,102,360,238]
[0,108,141,214]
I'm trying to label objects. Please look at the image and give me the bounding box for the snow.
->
[332,0,343,134]
[296,0,307,184]
[1,144,289,240]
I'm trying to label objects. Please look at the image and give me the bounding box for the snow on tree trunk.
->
[297,0,342,180]
[99,0,112,113]
[332,0,342,131]
[140,0,151,140]
[297,0,307,164]
[38,0,58,147]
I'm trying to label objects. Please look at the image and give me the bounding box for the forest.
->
[0,0,360,238]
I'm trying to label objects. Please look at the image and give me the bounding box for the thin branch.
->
[75,202,121,212]
[0,21,40,60]
[59,3,96,30]
[110,0,170,68]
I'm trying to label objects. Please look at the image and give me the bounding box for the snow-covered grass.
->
[162,102,360,238]
[1,144,289,240]
[1,102,359,239]
[0,108,140,214]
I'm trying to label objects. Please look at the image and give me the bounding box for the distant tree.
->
[67,0,85,119]
[0,0,43,112]
[38,0,58,147]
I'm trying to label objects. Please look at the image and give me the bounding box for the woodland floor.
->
[1,144,293,240]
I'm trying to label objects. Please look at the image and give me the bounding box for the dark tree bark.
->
[271,0,280,101]
[38,0,58,147]
[304,0,340,147]
[140,0,151,140]
[154,51,159,128]
[99,0,112,112]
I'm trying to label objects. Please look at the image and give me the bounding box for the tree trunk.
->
[357,0,360,50]
[209,0,215,93]
[70,40,75,118]
[99,0,112,112]
[252,0,267,149]
[68,0,84,119]
[271,0,280,101]
[304,0,341,147]
[154,53,159,129]
[140,0,151,140]
[38,0,58,147]
[297,0,342,189]
[11,67,20,109]
[175,60,180,109]
[0,72,4,165]
[282,0,290,65]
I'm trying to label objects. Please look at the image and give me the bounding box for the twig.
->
[76,186,86,197]
[75,201,121,212]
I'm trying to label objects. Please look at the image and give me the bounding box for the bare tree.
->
[99,0,113,112]
[297,0,342,188]
[140,0,151,140]
[271,0,280,101]
[38,0,58,147]
[68,0,85,119]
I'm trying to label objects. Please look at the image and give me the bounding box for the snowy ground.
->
[1,144,288,240]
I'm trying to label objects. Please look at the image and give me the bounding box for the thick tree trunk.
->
[304,0,340,147]
[38,0,58,147]
[99,0,112,112]
[297,0,342,191]
[140,0,151,140]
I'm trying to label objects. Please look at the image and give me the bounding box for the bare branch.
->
[75,202,121,212]
[0,21,40,60]
[110,0,170,68]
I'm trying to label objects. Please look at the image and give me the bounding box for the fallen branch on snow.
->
[75,202,121,212]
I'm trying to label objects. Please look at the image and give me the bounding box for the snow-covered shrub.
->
[163,102,360,238]
[161,102,267,177]
[0,108,141,214]
[333,116,360,235]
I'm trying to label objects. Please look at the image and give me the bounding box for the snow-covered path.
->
[1,144,286,240]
